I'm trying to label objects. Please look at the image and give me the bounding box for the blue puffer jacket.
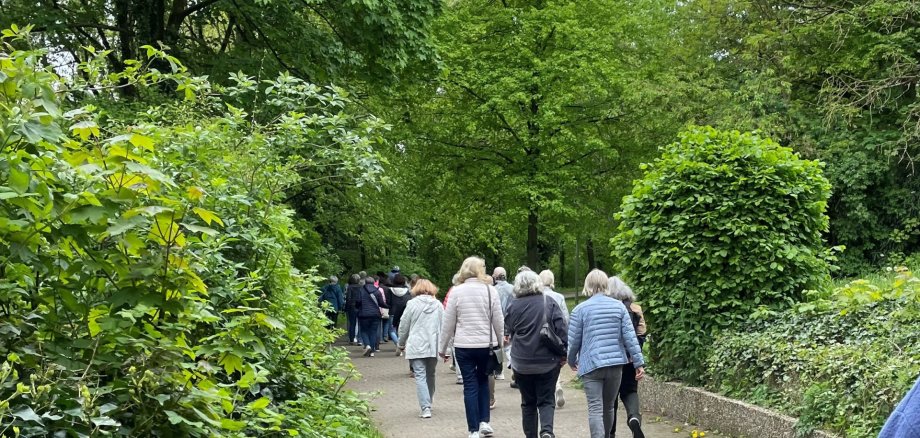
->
[567,294,645,377]
[357,284,388,318]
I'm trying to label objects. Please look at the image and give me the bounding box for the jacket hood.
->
[417,295,440,314]
[391,287,409,297]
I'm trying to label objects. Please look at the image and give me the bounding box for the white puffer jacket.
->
[397,295,444,360]
[439,278,504,354]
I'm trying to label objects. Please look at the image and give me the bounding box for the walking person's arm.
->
[567,306,583,371]
[438,291,459,361]
[619,303,646,379]
[489,286,504,348]
[397,303,413,350]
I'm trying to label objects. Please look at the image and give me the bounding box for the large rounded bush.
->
[612,126,832,380]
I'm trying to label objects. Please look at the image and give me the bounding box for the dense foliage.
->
[0,29,379,436]
[363,0,702,281]
[684,0,920,274]
[612,126,833,380]
[707,267,920,437]
[0,0,440,84]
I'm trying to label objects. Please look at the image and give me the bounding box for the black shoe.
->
[540,433,554,438]
[628,416,645,438]
[509,381,519,389]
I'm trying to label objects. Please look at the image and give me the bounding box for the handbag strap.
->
[367,287,380,307]
[487,285,495,348]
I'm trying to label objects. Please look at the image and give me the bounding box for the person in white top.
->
[439,257,504,438]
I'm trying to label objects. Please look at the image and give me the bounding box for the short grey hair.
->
[538,270,555,290]
[328,275,338,283]
[513,270,542,297]
[583,269,609,296]
[607,276,636,301]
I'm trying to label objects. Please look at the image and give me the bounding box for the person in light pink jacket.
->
[439,257,504,438]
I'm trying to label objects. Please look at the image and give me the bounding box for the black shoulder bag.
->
[540,294,567,356]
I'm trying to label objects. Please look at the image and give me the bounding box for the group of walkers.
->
[323,257,649,438]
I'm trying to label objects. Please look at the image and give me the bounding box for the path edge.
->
[639,376,841,438]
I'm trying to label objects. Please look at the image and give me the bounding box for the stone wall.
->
[639,377,839,438]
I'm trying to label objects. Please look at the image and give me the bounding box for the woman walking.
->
[439,257,504,438]
[397,279,444,419]
[608,276,647,438]
[568,269,645,438]
[387,274,412,355]
[345,274,362,345]
[357,276,388,357]
[504,270,568,438]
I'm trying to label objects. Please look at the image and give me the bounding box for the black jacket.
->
[357,284,388,318]
[504,293,568,374]
[345,284,362,312]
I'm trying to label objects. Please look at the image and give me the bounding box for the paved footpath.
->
[344,340,721,438]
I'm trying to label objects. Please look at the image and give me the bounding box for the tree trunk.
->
[527,209,539,269]
[559,245,566,289]
[586,238,596,270]
[358,225,367,269]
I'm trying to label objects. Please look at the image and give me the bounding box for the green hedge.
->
[706,268,920,437]
[613,126,832,380]
[0,28,379,437]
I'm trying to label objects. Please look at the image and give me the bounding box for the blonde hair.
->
[451,272,461,286]
[412,279,438,297]
[538,270,555,290]
[457,256,490,283]
[583,269,609,296]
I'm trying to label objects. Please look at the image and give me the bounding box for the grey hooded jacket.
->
[397,295,445,360]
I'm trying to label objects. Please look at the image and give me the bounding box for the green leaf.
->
[192,207,224,226]
[129,133,155,150]
[9,166,29,194]
[91,416,120,427]
[180,223,219,236]
[219,353,243,374]
[12,406,43,424]
[248,397,270,411]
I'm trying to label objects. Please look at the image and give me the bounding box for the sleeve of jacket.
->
[567,305,583,367]
[632,303,647,336]
[439,291,459,355]
[559,296,570,323]
[397,302,413,349]
[551,302,568,349]
[489,286,504,348]
[335,285,345,311]
[619,304,645,368]
[503,301,514,338]
[377,290,389,309]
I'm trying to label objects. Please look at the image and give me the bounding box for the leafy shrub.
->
[0,27,381,436]
[612,126,833,380]
[706,268,920,436]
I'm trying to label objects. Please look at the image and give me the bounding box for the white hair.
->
[538,270,555,290]
[608,276,636,301]
[513,270,542,297]
[583,269,609,296]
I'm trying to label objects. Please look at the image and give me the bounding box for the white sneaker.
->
[420,407,431,418]
[555,386,565,408]
[479,422,494,437]
[495,373,505,380]
[468,432,480,438]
